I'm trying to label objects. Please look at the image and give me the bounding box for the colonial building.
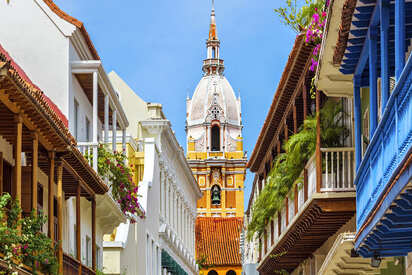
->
[103,72,201,275]
[0,42,126,274]
[0,0,131,273]
[242,176,259,275]
[244,0,407,273]
[318,0,412,272]
[245,33,359,274]
[186,2,246,275]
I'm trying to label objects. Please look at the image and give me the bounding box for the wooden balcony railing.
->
[63,253,95,275]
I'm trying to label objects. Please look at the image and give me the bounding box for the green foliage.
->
[0,193,58,274]
[247,100,347,240]
[95,145,144,220]
[274,0,326,33]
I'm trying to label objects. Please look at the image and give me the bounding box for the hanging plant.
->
[0,193,59,275]
[247,100,348,240]
[305,4,328,72]
[96,145,145,221]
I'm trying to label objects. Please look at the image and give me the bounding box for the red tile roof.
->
[42,0,100,60]
[196,217,243,266]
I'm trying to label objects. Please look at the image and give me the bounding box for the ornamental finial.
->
[209,0,218,40]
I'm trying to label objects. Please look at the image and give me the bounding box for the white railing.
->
[288,193,294,224]
[77,142,98,172]
[307,155,317,197]
[273,214,279,243]
[281,206,287,234]
[264,147,355,254]
[203,58,224,66]
[321,148,355,192]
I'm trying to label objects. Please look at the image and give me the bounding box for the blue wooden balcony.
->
[339,0,412,258]
[341,0,412,257]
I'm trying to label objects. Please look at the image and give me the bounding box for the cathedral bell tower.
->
[185,1,246,218]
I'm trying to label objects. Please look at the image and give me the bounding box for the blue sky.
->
[54,0,296,209]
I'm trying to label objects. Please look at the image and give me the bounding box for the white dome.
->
[187,74,241,126]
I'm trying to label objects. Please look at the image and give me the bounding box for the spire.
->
[203,0,224,75]
[209,0,218,40]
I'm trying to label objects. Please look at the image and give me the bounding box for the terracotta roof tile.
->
[196,217,243,266]
[333,0,357,65]
[42,0,100,60]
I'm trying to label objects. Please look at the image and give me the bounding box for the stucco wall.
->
[108,71,149,139]
[0,0,73,116]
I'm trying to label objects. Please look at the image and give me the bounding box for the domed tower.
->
[186,1,246,218]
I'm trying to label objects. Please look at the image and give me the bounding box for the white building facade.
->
[0,0,129,271]
[242,176,260,275]
[103,73,201,275]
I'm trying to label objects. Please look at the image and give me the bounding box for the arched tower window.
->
[208,271,218,275]
[226,271,237,275]
[212,47,216,58]
[211,185,221,205]
[211,125,220,151]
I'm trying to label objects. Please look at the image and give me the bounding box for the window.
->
[74,224,77,258]
[74,99,79,139]
[212,47,216,58]
[2,161,12,195]
[211,185,221,205]
[146,234,150,275]
[96,246,101,269]
[152,240,155,275]
[208,271,218,275]
[226,271,236,275]
[86,117,90,142]
[37,184,43,213]
[86,236,91,267]
[211,125,220,151]
[54,198,58,243]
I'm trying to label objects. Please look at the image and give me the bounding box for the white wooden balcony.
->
[258,147,356,274]
[71,61,129,173]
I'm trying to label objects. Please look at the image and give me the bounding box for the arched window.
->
[211,125,220,151]
[212,47,216,58]
[211,185,221,205]
[226,271,236,275]
[208,271,218,275]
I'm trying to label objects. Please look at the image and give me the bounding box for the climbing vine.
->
[247,100,348,240]
[0,193,59,275]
